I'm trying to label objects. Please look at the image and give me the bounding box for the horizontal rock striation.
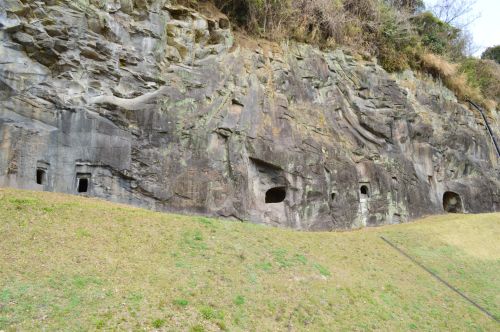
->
[1,0,499,230]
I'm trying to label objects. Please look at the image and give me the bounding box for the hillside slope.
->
[1,188,499,330]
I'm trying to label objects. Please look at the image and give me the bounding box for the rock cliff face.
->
[1,0,499,230]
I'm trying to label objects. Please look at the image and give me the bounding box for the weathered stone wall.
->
[1,0,499,230]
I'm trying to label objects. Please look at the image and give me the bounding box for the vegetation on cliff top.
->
[178,0,499,110]
[482,45,500,64]
[1,188,499,330]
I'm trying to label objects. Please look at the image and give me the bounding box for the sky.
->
[425,0,500,57]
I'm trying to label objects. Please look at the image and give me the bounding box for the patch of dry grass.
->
[420,53,497,111]
[0,188,499,331]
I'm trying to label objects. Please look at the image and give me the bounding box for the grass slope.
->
[0,188,499,331]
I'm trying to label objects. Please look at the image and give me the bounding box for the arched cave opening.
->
[331,192,336,201]
[360,185,369,198]
[443,191,464,213]
[36,169,46,185]
[265,187,286,204]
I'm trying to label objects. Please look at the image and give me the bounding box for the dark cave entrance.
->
[76,173,91,193]
[265,187,286,204]
[443,191,463,213]
[78,178,88,193]
[360,185,370,198]
[36,169,46,185]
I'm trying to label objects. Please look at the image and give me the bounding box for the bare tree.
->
[429,0,480,28]
[460,29,481,56]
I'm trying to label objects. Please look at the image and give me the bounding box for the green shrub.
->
[460,58,500,104]
[376,3,421,71]
[481,45,500,64]
[412,11,466,60]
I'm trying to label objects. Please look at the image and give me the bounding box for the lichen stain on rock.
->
[0,0,499,230]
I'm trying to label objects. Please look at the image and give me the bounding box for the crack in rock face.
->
[0,0,499,230]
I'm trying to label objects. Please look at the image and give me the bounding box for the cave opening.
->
[265,187,286,204]
[443,191,463,213]
[36,169,46,185]
[331,192,336,201]
[76,173,91,193]
[360,185,369,198]
[78,178,88,193]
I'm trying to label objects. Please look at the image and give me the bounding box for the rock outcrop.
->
[1,0,499,230]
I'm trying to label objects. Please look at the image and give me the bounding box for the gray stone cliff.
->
[1,0,499,230]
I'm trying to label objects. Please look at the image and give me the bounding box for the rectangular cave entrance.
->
[36,161,50,186]
[76,173,91,193]
[36,169,46,185]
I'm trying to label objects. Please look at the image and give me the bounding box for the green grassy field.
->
[0,188,499,331]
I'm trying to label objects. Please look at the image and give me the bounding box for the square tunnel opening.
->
[36,169,46,185]
[76,173,91,193]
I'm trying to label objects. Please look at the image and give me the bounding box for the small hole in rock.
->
[265,187,286,204]
[331,193,336,200]
[360,185,369,197]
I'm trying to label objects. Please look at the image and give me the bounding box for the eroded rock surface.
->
[1,0,499,230]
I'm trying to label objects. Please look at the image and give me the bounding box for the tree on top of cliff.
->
[482,46,500,64]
